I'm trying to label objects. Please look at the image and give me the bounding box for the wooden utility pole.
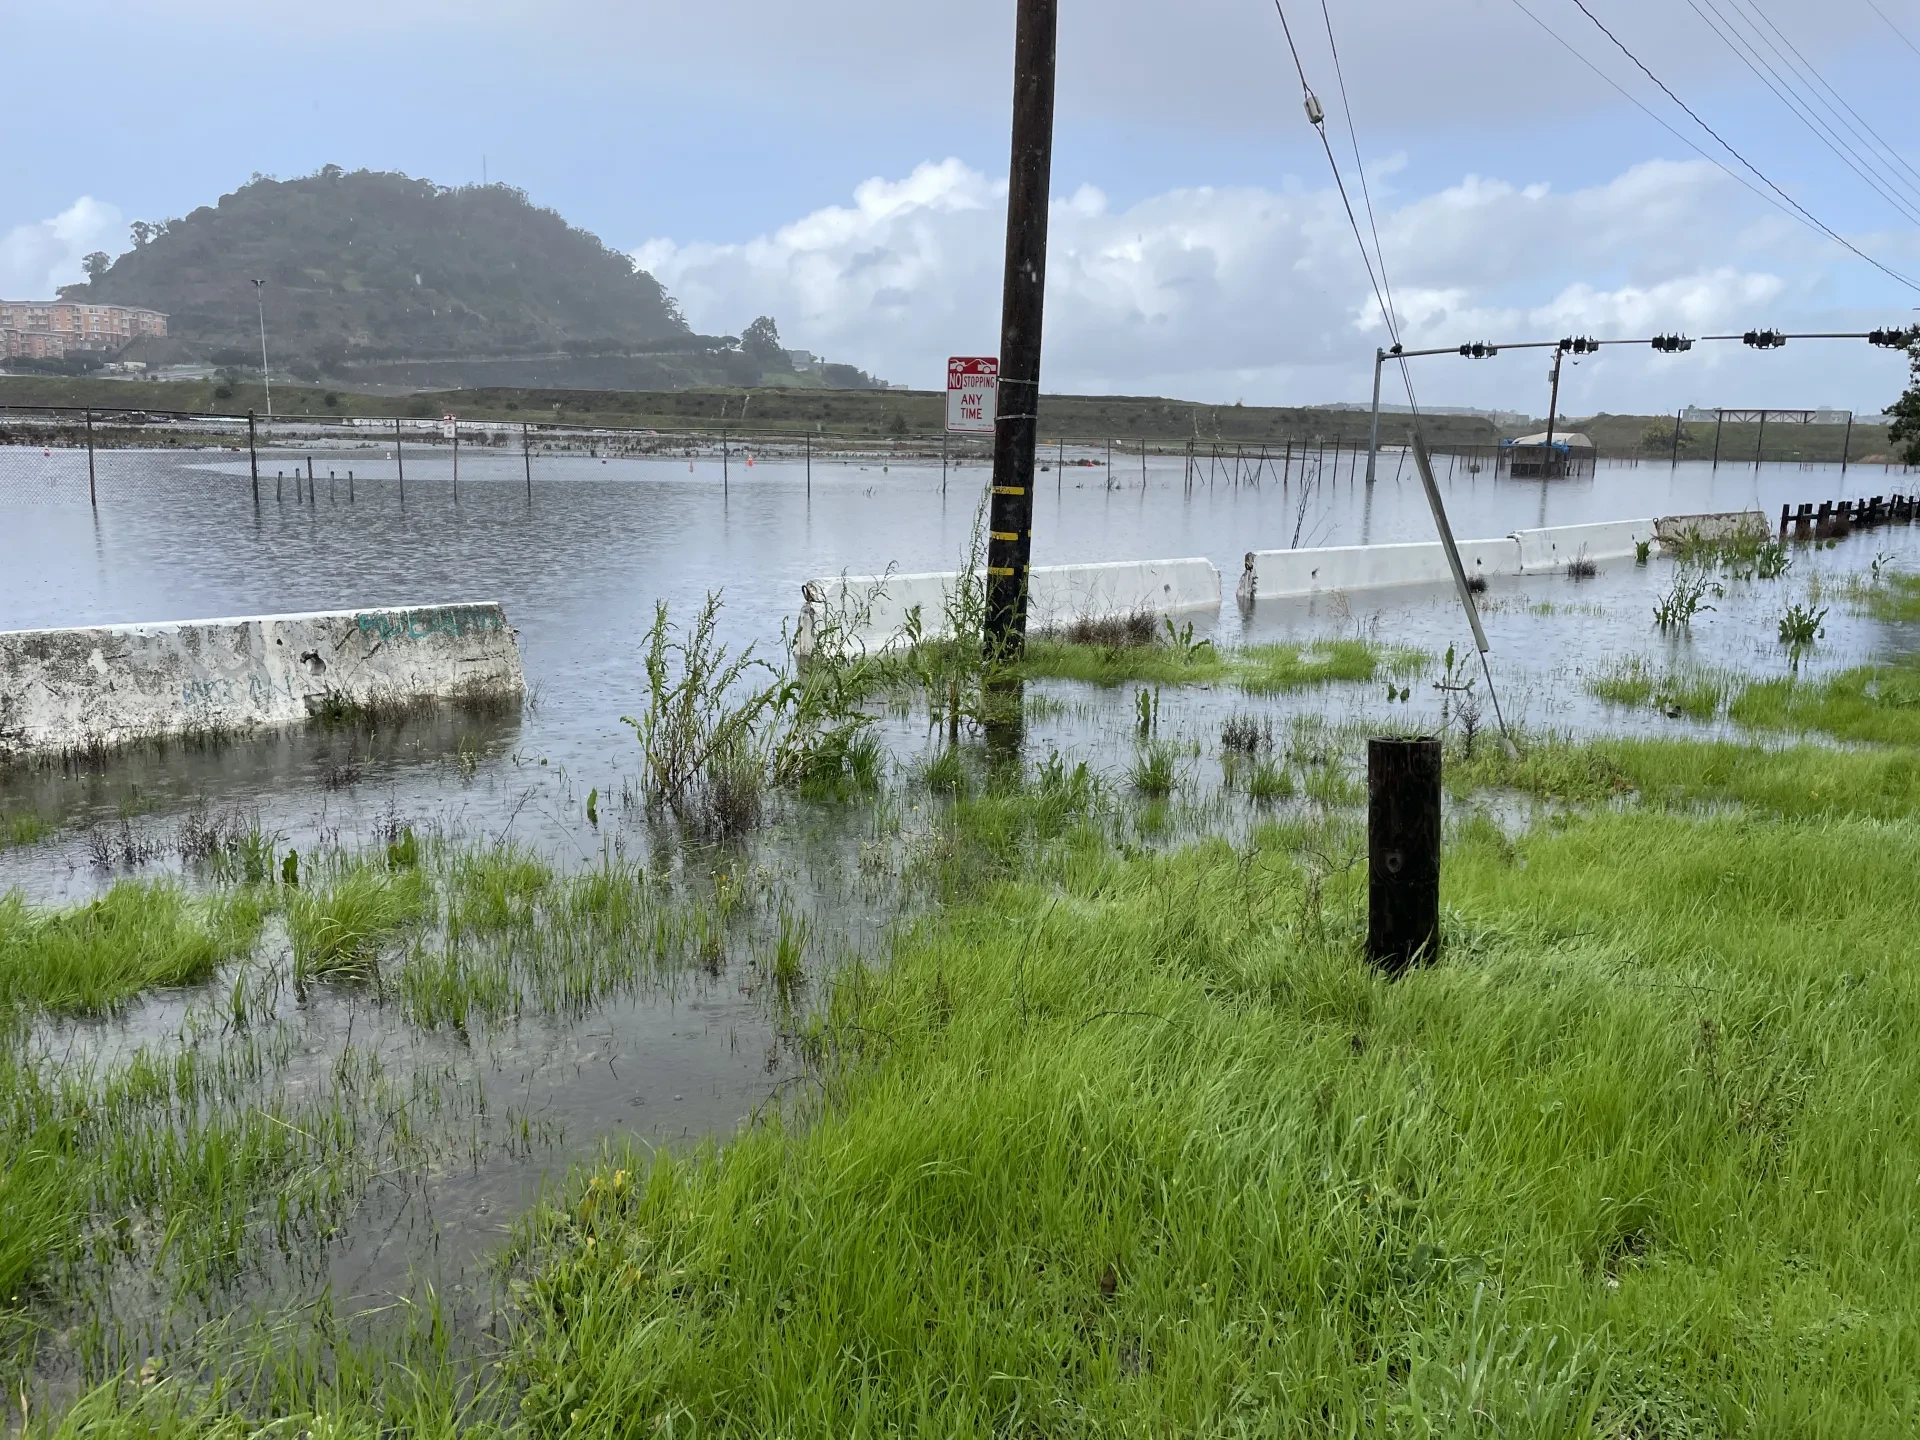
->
[984,0,1057,659]
[1367,737,1441,975]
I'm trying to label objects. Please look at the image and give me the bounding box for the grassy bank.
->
[503,783,1920,1434]
[0,375,1499,448]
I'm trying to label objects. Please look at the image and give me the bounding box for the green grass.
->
[0,881,263,1015]
[1588,657,1731,721]
[1847,570,1920,623]
[1,812,52,851]
[1020,636,1425,692]
[504,805,1920,1434]
[287,860,433,982]
[1451,732,1920,819]
[1729,660,1920,747]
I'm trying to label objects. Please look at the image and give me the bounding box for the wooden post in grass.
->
[1368,736,1441,975]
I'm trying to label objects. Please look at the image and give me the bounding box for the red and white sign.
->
[441,413,458,440]
[946,356,998,434]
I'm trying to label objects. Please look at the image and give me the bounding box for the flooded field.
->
[4,443,1919,1428]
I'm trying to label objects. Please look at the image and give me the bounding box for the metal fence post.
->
[85,409,97,509]
[248,410,259,503]
[1841,411,1854,476]
[522,422,533,500]
[394,417,405,505]
[806,429,812,500]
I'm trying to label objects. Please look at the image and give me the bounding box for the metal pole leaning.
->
[523,422,533,500]
[85,409,97,509]
[249,410,259,503]
[1842,411,1854,476]
[394,417,405,505]
[1366,347,1385,485]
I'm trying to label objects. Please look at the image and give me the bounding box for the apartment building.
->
[0,300,169,359]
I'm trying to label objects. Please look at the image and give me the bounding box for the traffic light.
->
[1458,342,1499,358]
[1558,336,1600,354]
[1650,334,1693,352]
[1868,327,1919,348]
[1742,329,1787,349]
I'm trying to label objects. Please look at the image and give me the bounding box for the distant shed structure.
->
[1499,430,1596,479]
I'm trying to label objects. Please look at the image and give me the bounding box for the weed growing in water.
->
[1635,539,1651,565]
[1220,712,1275,754]
[919,746,970,797]
[1653,568,1721,631]
[1777,602,1827,648]
[1129,741,1179,797]
[1246,758,1295,802]
[1135,686,1160,738]
[1063,610,1156,647]
[1564,551,1598,581]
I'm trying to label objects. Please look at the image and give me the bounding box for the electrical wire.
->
[1318,0,1403,351]
[1502,0,1829,234]
[1684,0,1920,224]
[1268,0,1514,743]
[1735,0,1920,197]
[1863,0,1920,63]
[1564,0,1920,294]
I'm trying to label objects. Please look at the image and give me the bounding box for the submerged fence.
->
[2,402,1907,510]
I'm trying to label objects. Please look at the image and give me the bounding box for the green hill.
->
[78,167,694,370]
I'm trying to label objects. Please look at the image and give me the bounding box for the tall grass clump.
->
[1129,739,1180,796]
[625,590,893,831]
[0,881,262,1014]
[288,860,431,982]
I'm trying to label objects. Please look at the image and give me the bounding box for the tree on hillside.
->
[83,252,111,282]
[1639,417,1697,457]
[1889,344,1920,465]
[742,316,784,365]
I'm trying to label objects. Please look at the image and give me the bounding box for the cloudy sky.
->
[7,0,1917,414]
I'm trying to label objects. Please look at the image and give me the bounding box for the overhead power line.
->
[1734,0,1920,198]
[1863,0,1920,63]
[1683,0,1920,225]
[1317,0,1403,352]
[1563,0,1920,294]
[1503,0,1831,233]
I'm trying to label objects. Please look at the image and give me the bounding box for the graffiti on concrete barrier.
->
[354,606,505,644]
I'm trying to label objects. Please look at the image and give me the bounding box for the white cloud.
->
[0,197,123,298]
[635,157,1909,412]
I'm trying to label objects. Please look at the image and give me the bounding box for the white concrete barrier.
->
[0,602,524,757]
[1654,510,1767,547]
[1247,536,1521,599]
[798,558,1221,659]
[1513,518,1657,572]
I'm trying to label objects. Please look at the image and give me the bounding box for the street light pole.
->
[252,279,273,418]
[1365,346,1385,485]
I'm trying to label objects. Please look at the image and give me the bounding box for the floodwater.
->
[2,441,1916,896]
[3,439,1917,1386]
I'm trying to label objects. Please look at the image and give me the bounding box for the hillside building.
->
[0,300,168,360]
